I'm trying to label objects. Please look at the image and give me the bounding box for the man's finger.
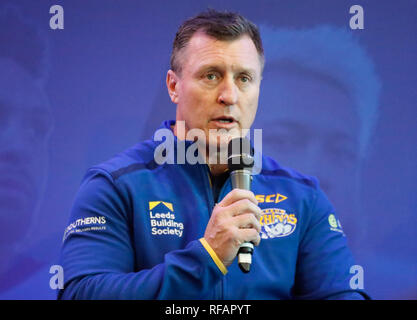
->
[234,213,262,233]
[238,228,261,247]
[218,188,258,208]
[225,199,262,220]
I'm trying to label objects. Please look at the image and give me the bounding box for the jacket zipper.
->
[216,173,232,301]
[200,164,227,300]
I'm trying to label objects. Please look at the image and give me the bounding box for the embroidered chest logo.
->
[148,201,184,238]
[255,193,288,204]
[259,208,297,239]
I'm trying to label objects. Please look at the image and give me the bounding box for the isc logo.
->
[255,193,287,204]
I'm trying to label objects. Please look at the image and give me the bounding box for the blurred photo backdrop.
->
[0,0,415,299]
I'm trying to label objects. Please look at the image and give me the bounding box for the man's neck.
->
[208,163,229,176]
[171,122,229,176]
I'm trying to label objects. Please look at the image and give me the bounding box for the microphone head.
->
[227,137,254,171]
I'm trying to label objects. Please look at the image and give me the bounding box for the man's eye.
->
[206,73,217,80]
[239,75,251,83]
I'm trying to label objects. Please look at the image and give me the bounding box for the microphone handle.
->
[230,169,254,273]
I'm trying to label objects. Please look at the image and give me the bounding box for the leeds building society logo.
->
[259,208,297,239]
[148,201,184,238]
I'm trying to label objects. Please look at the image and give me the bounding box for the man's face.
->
[168,32,262,149]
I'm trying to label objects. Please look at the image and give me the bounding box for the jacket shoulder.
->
[87,139,159,181]
[260,154,319,190]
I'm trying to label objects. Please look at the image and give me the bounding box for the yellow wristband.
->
[199,238,228,275]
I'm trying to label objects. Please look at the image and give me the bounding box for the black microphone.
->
[227,137,255,273]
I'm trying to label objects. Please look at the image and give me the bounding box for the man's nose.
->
[217,77,238,106]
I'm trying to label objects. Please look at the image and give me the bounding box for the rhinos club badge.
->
[259,208,297,239]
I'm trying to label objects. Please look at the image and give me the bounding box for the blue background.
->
[0,0,415,299]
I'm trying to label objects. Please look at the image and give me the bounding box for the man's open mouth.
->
[212,116,237,124]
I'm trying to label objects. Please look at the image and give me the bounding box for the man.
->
[59,9,368,299]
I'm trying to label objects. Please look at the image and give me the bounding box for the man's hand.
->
[203,189,262,267]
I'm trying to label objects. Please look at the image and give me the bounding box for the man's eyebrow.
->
[197,65,222,73]
[237,67,258,75]
[197,64,257,75]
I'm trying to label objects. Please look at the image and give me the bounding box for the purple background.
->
[0,0,415,299]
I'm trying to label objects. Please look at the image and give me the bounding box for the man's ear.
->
[166,69,180,104]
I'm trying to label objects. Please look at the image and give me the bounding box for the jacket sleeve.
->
[292,187,370,300]
[58,169,225,300]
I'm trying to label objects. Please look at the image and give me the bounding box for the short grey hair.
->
[171,9,264,75]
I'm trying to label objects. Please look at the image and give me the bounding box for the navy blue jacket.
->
[59,120,367,299]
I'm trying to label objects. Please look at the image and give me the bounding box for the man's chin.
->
[209,128,242,143]
[207,135,232,150]
[203,136,230,166]
[191,128,243,163]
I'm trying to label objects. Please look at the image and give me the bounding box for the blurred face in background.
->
[0,58,53,244]
[257,65,361,232]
